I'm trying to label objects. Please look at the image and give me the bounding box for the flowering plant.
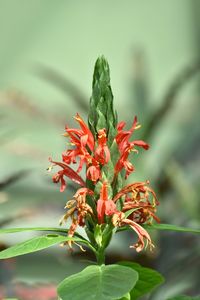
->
[0,57,199,300]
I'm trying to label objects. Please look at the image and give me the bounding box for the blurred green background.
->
[0,1,200,299]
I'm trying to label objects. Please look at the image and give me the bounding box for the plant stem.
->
[96,247,105,265]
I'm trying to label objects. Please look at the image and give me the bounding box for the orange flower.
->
[60,188,94,248]
[97,182,117,224]
[113,181,160,223]
[95,129,110,165]
[49,158,85,192]
[114,117,149,179]
[112,212,154,252]
[87,163,101,182]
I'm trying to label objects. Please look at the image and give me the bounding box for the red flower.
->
[62,146,91,173]
[95,129,110,165]
[97,182,117,224]
[65,113,94,152]
[87,163,101,182]
[60,188,94,249]
[112,212,154,252]
[114,117,149,179]
[116,117,138,152]
[113,181,158,204]
[132,140,149,150]
[112,181,160,225]
[114,144,135,179]
[49,158,85,192]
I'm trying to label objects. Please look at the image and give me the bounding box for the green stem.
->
[96,247,105,265]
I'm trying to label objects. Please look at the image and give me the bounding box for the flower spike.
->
[49,56,159,254]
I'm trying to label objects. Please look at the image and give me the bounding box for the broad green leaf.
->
[144,223,200,234]
[118,261,164,300]
[0,234,83,259]
[58,264,138,300]
[167,296,200,300]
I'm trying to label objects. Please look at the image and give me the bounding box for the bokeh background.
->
[0,1,200,299]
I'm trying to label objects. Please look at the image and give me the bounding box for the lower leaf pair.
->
[57,262,164,300]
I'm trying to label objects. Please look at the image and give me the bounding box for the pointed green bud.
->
[88,56,118,146]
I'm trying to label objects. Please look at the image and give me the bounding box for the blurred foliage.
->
[0,0,200,299]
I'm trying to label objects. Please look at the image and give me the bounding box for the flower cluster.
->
[49,113,159,253]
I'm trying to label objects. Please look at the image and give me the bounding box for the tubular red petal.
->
[105,200,117,216]
[132,140,150,150]
[97,199,105,224]
[86,165,101,182]
[60,176,66,192]
[74,113,94,151]
[125,219,153,252]
[50,159,85,187]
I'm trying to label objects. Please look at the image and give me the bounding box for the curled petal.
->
[86,165,101,182]
[97,182,117,224]
[114,146,134,179]
[113,181,150,202]
[49,158,85,189]
[52,171,66,192]
[67,220,79,249]
[97,199,116,224]
[95,129,110,165]
[59,207,76,225]
[117,121,126,131]
[95,145,110,165]
[74,113,94,151]
[127,220,154,252]
[112,212,154,252]
[74,187,94,198]
[116,116,138,152]
[131,140,150,150]
[105,200,116,215]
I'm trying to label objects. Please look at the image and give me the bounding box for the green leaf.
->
[124,208,142,219]
[58,264,138,300]
[0,226,68,234]
[0,234,82,259]
[118,223,200,234]
[118,261,164,300]
[0,226,87,240]
[144,223,200,234]
[118,293,131,300]
[167,296,200,300]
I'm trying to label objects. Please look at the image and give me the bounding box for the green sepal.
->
[94,224,103,247]
[101,223,114,249]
